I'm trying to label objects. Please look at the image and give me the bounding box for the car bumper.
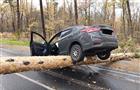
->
[83,41,118,55]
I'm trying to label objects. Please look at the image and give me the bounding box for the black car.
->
[30,25,118,63]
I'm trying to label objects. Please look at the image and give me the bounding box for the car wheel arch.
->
[69,41,82,53]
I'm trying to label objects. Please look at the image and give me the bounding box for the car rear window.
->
[101,29,113,35]
[92,25,114,35]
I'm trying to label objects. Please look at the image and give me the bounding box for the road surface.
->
[0,47,140,90]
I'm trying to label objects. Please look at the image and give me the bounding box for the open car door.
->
[30,31,49,56]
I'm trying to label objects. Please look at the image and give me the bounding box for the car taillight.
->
[81,28,100,33]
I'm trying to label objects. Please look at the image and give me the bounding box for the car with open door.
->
[30,25,118,63]
[30,31,61,56]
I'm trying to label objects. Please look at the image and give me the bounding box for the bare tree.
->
[66,0,73,25]
[121,0,127,39]
[126,0,133,37]
[63,0,67,23]
[103,0,108,23]
[111,0,116,27]
[74,0,78,24]
[16,0,20,35]
[84,0,88,25]
[88,0,91,25]
[39,0,46,39]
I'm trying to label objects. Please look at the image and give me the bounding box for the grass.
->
[0,39,29,46]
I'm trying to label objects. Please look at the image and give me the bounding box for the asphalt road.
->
[0,48,140,90]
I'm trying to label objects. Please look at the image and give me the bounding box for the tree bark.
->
[0,54,136,75]
[10,4,16,32]
[103,0,108,23]
[74,0,78,25]
[17,0,20,39]
[122,0,127,39]
[88,0,91,25]
[66,0,73,25]
[111,0,115,27]
[126,0,133,37]
[63,0,66,21]
[40,0,46,39]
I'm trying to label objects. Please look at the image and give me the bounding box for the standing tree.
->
[66,0,73,25]
[16,0,20,39]
[88,0,91,25]
[39,0,46,39]
[3,0,16,32]
[126,0,133,37]
[84,0,88,25]
[121,0,127,39]
[103,0,108,23]
[111,0,116,27]
[74,0,78,25]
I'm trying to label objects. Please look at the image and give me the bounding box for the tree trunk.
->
[103,0,108,23]
[0,54,135,75]
[126,0,133,37]
[25,0,29,31]
[17,0,20,39]
[84,0,88,25]
[10,5,16,32]
[63,0,66,21]
[40,0,46,39]
[85,8,88,25]
[66,0,73,25]
[0,13,4,32]
[111,0,115,27]
[88,0,91,25]
[74,0,78,25]
[122,0,126,39]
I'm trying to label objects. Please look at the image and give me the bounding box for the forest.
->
[0,0,140,52]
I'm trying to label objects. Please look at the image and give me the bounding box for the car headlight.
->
[55,42,59,47]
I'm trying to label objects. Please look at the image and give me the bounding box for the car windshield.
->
[52,37,61,43]
[49,32,61,44]
[50,35,61,44]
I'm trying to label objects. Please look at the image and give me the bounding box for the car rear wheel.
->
[70,44,85,63]
[97,51,111,60]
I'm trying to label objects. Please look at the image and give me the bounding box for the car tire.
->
[97,51,111,60]
[70,44,85,63]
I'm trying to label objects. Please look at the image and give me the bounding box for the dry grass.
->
[104,58,140,73]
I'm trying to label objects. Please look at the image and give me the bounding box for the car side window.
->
[60,29,72,38]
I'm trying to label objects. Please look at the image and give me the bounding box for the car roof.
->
[59,24,113,33]
[61,25,90,32]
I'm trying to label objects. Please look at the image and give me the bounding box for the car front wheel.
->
[70,44,85,63]
[97,51,111,60]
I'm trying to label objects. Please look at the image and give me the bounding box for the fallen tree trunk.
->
[0,54,136,74]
